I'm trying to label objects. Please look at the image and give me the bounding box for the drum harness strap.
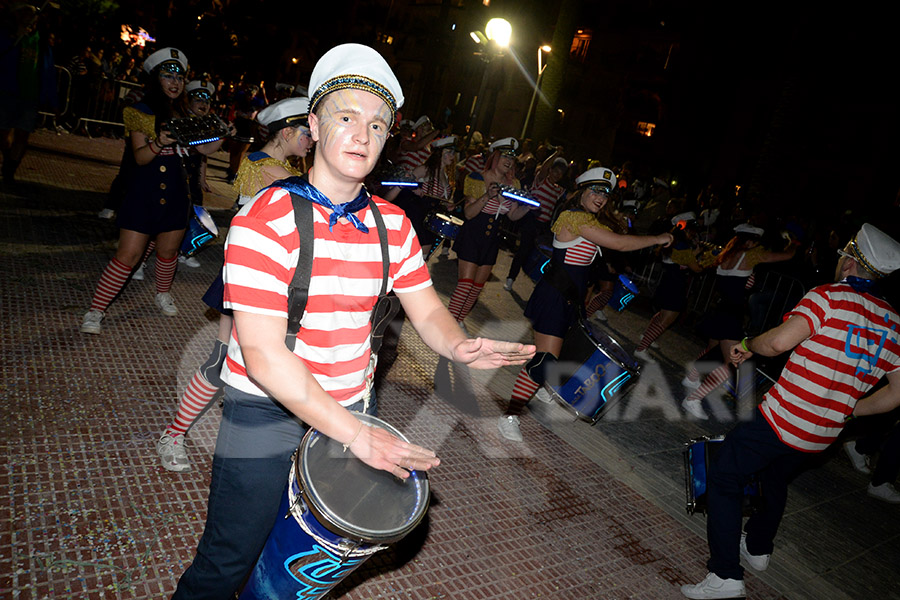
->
[284,188,402,412]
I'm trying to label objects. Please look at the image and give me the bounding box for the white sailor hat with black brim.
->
[848,223,900,278]
[432,135,457,150]
[489,137,519,156]
[185,80,215,100]
[734,223,764,237]
[144,47,188,74]
[413,115,432,129]
[575,166,617,192]
[257,97,311,131]
[672,211,697,226]
[308,43,404,127]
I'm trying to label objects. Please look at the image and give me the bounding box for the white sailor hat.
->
[413,115,432,129]
[734,223,764,237]
[848,223,900,277]
[308,43,404,126]
[672,211,697,226]
[257,97,311,131]
[575,166,617,191]
[432,135,457,149]
[489,137,519,156]
[275,82,295,94]
[143,47,188,74]
[185,80,214,99]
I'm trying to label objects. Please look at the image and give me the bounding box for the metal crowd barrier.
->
[74,77,142,134]
[37,65,71,133]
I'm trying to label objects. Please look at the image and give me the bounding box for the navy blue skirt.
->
[454,211,502,266]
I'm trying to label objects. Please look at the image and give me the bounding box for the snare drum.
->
[180,205,218,256]
[426,212,463,240]
[239,413,430,600]
[544,319,640,423]
[609,273,639,312]
[683,436,761,516]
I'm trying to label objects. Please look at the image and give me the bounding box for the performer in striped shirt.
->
[171,44,535,600]
[681,223,900,600]
[503,146,568,291]
[396,114,438,173]
[498,167,673,442]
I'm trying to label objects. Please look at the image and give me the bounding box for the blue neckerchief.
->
[843,276,881,297]
[268,175,370,233]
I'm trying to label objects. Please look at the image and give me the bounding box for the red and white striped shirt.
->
[550,210,607,265]
[459,153,486,177]
[760,283,900,452]
[221,187,432,405]
[529,176,564,224]
[397,146,431,173]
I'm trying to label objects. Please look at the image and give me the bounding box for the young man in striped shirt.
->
[172,44,535,599]
[682,223,900,599]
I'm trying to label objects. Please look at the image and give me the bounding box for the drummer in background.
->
[178,79,231,268]
[681,223,798,420]
[503,146,568,292]
[447,137,532,326]
[396,114,439,173]
[681,224,900,599]
[79,47,223,335]
[498,167,673,442]
[171,44,535,598]
[155,96,312,473]
[632,211,705,363]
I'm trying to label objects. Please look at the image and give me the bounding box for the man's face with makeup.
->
[309,88,391,183]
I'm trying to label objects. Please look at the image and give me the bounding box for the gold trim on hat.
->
[309,75,397,124]
[849,235,888,278]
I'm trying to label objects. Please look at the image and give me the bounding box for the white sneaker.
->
[497,415,523,442]
[132,264,145,281]
[633,348,657,363]
[97,208,114,219]
[650,341,660,349]
[80,309,104,334]
[843,441,871,474]
[681,572,745,599]
[590,309,608,322]
[682,375,702,390]
[179,255,201,268]
[157,433,191,472]
[534,386,554,404]
[503,277,514,291]
[868,482,900,503]
[682,398,709,420]
[155,292,178,316]
[740,533,770,571]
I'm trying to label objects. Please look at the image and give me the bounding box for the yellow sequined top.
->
[234,153,303,204]
[122,106,156,139]
[551,210,612,237]
[671,248,698,267]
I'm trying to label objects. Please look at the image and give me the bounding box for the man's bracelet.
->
[740,337,751,352]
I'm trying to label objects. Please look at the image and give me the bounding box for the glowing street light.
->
[520,45,551,139]
[485,18,512,47]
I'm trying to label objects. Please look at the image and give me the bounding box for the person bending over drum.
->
[681,223,798,420]
[632,211,705,363]
[155,96,314,473]
[447,137,532,326]
[80,47,224,335]
[498,167,673,442]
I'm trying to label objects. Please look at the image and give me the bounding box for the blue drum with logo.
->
[239,413,430,600]
[544,319,640,423]
[683,436,762,516]
[609,273,639,312]
[180,205,218,256]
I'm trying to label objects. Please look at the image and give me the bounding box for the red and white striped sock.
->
[687,362,732,402]
[90,257,133,312]
[458,282,484,321]
[155,256,178,294]
[448,279,474,321]
[505,368,541,416]
[637,312,667,352]
[686,347,714,382]
[166,370,219,437]
[140,241,156,267]
[586,289,613,317]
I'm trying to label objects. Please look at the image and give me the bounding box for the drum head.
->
[579,320,639,372]
[193,205,219,236]
[299,412,430,544]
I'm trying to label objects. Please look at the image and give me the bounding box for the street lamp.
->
[520,45,551,139]
[464,17,512,148]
